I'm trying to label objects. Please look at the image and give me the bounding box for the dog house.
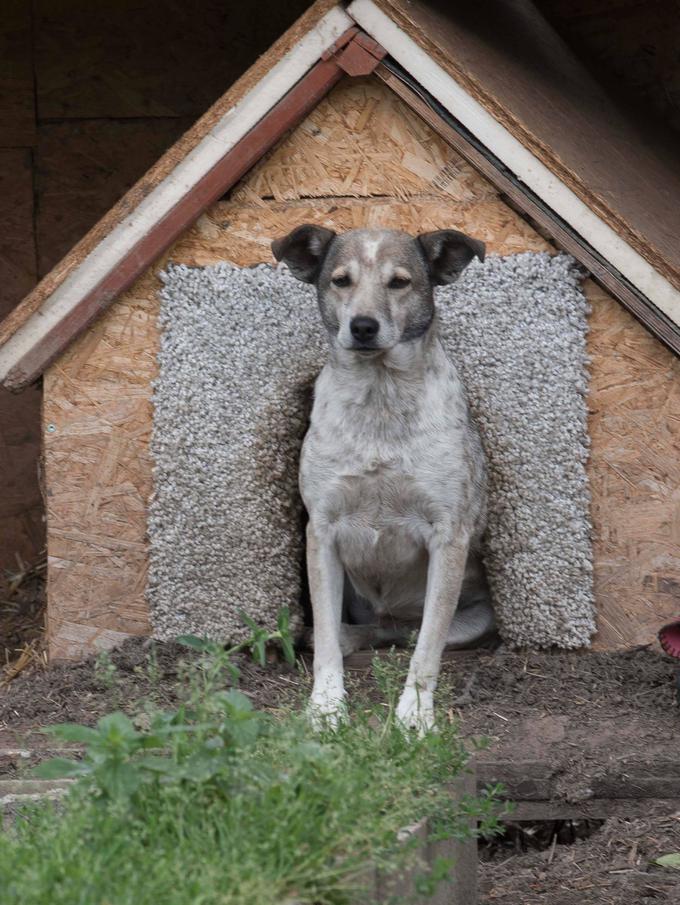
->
[1,0,679,660]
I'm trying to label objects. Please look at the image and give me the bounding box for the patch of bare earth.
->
[1,640,679,902]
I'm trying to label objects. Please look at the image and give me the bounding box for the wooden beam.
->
[0,4,354,389]
[507,798,680,821]
[375,62,680,357]
[1,57,346,391]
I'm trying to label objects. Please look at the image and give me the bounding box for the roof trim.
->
[349,0,680,331]
[377,61,680,355]
[0,3,353,389]
[2,0,680,389]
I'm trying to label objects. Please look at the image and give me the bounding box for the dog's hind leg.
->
[306,523,346,727]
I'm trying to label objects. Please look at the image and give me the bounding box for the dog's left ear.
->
[417,229,485,285]
[271,224,336,283]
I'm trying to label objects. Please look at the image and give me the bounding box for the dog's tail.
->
[447,551,497,648]
[447,596,496,648]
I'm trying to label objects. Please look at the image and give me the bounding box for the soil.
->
[1,640,679,903]
[480,814,680,903]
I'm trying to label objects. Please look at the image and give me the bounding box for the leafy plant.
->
[2,611,504,905]
[655,853,680,870]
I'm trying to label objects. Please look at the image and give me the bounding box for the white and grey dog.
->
[272,225,495,733]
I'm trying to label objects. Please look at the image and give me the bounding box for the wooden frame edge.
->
[375,63,680,356]
[349,0,680,341]
[0,6,355,391]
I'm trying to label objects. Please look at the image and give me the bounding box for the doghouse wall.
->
[42,76,680,659]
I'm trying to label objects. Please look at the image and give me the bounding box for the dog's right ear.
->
[271,224,336,284]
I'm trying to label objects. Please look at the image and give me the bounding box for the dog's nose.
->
[350,316,380,343]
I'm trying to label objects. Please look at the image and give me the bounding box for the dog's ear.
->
[417,229,485,285]
[271,224,336,283]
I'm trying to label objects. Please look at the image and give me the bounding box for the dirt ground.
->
[1,640,679,903]
[480,814,680,903]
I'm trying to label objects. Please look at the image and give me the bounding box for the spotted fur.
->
[272,225,493,733]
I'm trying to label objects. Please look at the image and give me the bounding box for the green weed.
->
[0,612,503,904]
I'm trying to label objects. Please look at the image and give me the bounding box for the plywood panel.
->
[43,76,680,658]
[588,282,680,650]
[238,77,496,202]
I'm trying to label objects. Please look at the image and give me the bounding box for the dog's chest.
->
[300,355,478,551]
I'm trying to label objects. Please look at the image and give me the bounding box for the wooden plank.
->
[366,0,680,294]
[375,63,680,358]
[0,0,35,147]
[34,0,314,119]
[479,761,680,802]
[508,798,680,821]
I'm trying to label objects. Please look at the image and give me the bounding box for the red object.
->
[659,620,680,658]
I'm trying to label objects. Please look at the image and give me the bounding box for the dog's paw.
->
[396,685,435,737]
[307,672,346,731]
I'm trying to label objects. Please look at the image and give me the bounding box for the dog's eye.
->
[331,273,351,288]
[388,274,411,290]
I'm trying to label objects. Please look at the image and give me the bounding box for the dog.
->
[271,225,495,733]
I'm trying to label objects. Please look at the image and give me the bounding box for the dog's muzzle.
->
[350,315,380,349]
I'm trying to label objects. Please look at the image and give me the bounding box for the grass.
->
[0,617,502,905]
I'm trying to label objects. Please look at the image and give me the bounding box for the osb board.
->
[35,0,314,119]
[0,0,35,148]
[42,77,680,658]
[0,0,339,347]
[0,149,43,586]
[588,283,680,650]
[36,118,192,277]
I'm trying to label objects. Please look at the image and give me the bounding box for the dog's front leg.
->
[306,522,346,727]
[396,535,470,734]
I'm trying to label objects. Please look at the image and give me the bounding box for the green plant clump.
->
[0,611,501,905]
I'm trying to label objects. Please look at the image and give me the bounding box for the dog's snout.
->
[350,316,380,344]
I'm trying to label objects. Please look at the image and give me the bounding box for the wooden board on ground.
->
[41,76,680,658]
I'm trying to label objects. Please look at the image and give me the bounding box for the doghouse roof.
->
[2,0,680,391]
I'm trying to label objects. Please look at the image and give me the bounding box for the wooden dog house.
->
[1,0,679,660]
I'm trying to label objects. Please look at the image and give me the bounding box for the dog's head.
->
[271,226,484,355]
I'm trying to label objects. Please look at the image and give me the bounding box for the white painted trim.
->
[348,0,680,327]
[0,4,353,381]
